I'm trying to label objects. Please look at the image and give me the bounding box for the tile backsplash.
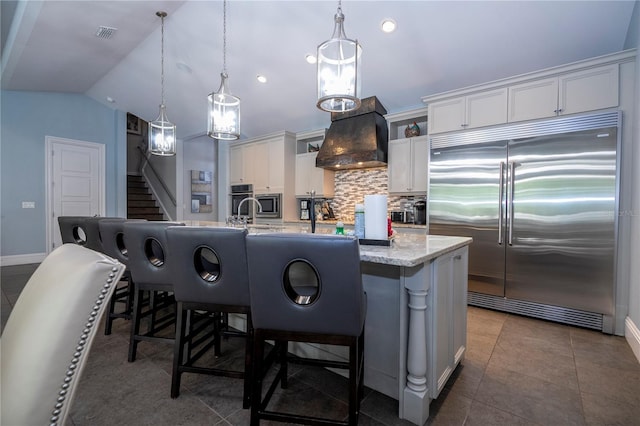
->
[329,167,425,222]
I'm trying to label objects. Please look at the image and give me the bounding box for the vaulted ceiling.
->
[2,1,635,141]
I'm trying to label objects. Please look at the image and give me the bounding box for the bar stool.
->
[165,226,253,407]
[245,233,366,426]
[98,218,145,335]
[58,216,103,251]
[123,221,184,362]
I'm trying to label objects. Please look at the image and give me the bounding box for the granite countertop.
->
[285,219,427,230]
[184,220,471,268]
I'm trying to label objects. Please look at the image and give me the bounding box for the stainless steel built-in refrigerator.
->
[428,111,620,332]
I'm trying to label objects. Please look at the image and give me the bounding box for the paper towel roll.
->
[364,194,388,240]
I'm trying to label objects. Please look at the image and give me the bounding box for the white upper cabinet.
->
[427,98,465,135]
[388,135,429,194]
[508,64,619,122]
[386,108,429,194]
[559,64,619,115]
[229,144,255,185]
[428,88,507,134]
[295,130,334,198]
[295,152,335,197]
[253,137,286,194]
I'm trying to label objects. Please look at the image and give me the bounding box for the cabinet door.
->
[428,97,465,134]
[243,143,258,187]
[466,88,507,129]
[295,153,312,196]
[229,145,244,184]
[451,247,468,366]
[295,152,334,197]
[388,138,412,193]
[508,77,558,122]
[559,64,619,115]
[410,136,429,193]
[251,142,270,193]
[267,138,285,192]
[430,253,453,399]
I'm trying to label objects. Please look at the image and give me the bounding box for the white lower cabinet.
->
[429,246,468,399]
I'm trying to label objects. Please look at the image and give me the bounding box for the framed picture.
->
[191,170,213,213]
[127,113,142,135]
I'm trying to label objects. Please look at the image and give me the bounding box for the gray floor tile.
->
[474,363,585,425]
[574,356,640,407]
[489,332,579,390]
[581,391,640,426]
[426,387,472,426]
[464,400,540,426]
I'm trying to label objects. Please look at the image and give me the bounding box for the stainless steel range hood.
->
[316,96,388,170]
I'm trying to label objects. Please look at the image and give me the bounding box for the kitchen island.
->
[185,221,471,425]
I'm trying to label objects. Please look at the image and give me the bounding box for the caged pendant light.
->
[207,0,240,140]
[149,11,176,156]
[316,0,362,113]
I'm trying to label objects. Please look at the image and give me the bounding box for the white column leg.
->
[402,285,430,425]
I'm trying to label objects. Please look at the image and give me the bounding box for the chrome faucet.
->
[236,197,262,226]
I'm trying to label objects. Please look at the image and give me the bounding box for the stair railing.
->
[137,146,177,218]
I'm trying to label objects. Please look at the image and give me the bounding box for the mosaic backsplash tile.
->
[328,167,425,222]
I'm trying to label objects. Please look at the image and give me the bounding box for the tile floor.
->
[2,263,640,425]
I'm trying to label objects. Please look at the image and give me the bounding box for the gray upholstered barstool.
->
[98,218,145,335]
[246,233,366,426]
[166,226,253,407]
[123,221,184,362]
[58,216,103,251]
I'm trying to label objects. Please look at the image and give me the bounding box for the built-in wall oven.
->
[230,184,253,218]
[255,193,282,219]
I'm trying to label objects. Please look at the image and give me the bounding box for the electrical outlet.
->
[22,201,35,209]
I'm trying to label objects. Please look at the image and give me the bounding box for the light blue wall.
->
[0,90,126,257]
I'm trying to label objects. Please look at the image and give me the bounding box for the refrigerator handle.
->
[508,161,515,245]
[498,161,505,245]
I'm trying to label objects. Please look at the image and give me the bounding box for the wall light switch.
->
[22,201,35,209]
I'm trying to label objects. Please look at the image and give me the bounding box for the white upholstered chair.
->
[1,244,125,426]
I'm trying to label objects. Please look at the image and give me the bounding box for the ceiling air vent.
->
[95,26,117,39]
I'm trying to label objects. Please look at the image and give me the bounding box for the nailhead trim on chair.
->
[48,266,118,426]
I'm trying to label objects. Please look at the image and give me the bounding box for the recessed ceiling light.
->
[257,75,267,83]
[106,96,115,103]
[381,19,396,33]
[305,54,317,64]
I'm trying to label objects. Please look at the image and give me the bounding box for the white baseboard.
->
[625,316,640,364]
[1,252,46,266]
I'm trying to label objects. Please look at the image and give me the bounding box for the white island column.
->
[402,264,432,425]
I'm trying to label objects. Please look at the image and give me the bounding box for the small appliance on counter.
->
[413,200,426,225]
[391,199,416,224]
[390,210,414,224]
[299,198,335,220]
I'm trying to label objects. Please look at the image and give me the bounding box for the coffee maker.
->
[414,200,426,225]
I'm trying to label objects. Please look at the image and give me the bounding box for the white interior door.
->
[46,136,105,252]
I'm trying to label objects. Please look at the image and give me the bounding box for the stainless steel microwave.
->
[255,193,282,218]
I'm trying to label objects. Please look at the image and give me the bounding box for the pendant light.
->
[316,0,362,113]
[208,0,240,140]
[149,11,176,156]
